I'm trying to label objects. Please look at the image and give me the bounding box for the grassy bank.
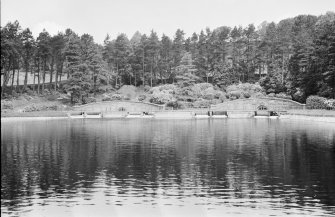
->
[1,111,68,118]
[284,109,335,117]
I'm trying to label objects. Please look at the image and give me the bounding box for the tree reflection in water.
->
[1,119,335,216]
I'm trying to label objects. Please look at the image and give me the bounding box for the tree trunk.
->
[42,58,46,92]
[55,67,58,91]
[142,50,145,86]
[33,65,36,92]
[37,60,40,94]
[11,64,15,92]
[1,63,11,96]
[115,63,119,87]
[150,64,153,87]
[24,62,29,92]
[49,58,54,90]
[16,62,20,91]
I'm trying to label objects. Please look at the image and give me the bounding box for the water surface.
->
[1,119,335,216]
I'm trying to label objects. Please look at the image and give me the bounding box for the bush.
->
[292,89,305,102]
[47,94,59,101]
[123,95,131,100]
[82,97,96,104]
[325,99,335,110]
[23,103,59,112]
[137,95,146,102]
[226,90,241,100]
[176,95,196,102]
[102,96,112,101]
[1,100,13,110]
[111,94,122,100]
[149,90,175,104]
[166,101,181,109]
[45,104,58,110]
[306,95,327,109]
[144,85,151,92]
[210,99,222,105]
[226,83,264,98]
[252,92,265,98]
[241,91,251,98]
[275,92,292,100]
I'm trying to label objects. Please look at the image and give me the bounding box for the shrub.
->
[325,99,335,110]
[144,85,151,92]
[137,95,146,101]
[123,95,131,100]
[203,93,214,100]
[149,90,175,104]
[47,94,59,101]
[241,91,251,98]
[82,97,96,104]
[166,101,180,109]
[1,100,13,110]
[176,101,193,109]
[226,90,241,100]
[267,93,275,97]
[11,90,19,98]
[275,92,292,100]
[176,95,197,102]
[102,96,112,101]
[226,83,264,98]
[210,99,222,105]
[306,95,327,109]
[45,104,58,110]
[23,104,59,112]
[252,92,265,98]
[111,94,122,100]
[292,89,305,102]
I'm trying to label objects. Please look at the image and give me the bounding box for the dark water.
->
[1,119,335,217]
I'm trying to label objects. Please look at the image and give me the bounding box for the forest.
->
[1,12,334,106]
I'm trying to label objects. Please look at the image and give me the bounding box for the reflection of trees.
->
[1,119,334,211]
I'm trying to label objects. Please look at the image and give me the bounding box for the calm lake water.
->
[1,119,335,217]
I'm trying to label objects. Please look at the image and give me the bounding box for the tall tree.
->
[36,29,51,92]
[21,28,35,91]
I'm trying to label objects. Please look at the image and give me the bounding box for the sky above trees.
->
[2,0,334,44]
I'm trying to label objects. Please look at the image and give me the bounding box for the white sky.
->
[1,0,335,44]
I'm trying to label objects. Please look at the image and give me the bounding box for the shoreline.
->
[2,112,335,123]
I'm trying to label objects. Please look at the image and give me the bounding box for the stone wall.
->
[211,97,305,111]
[73,101,165,112]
